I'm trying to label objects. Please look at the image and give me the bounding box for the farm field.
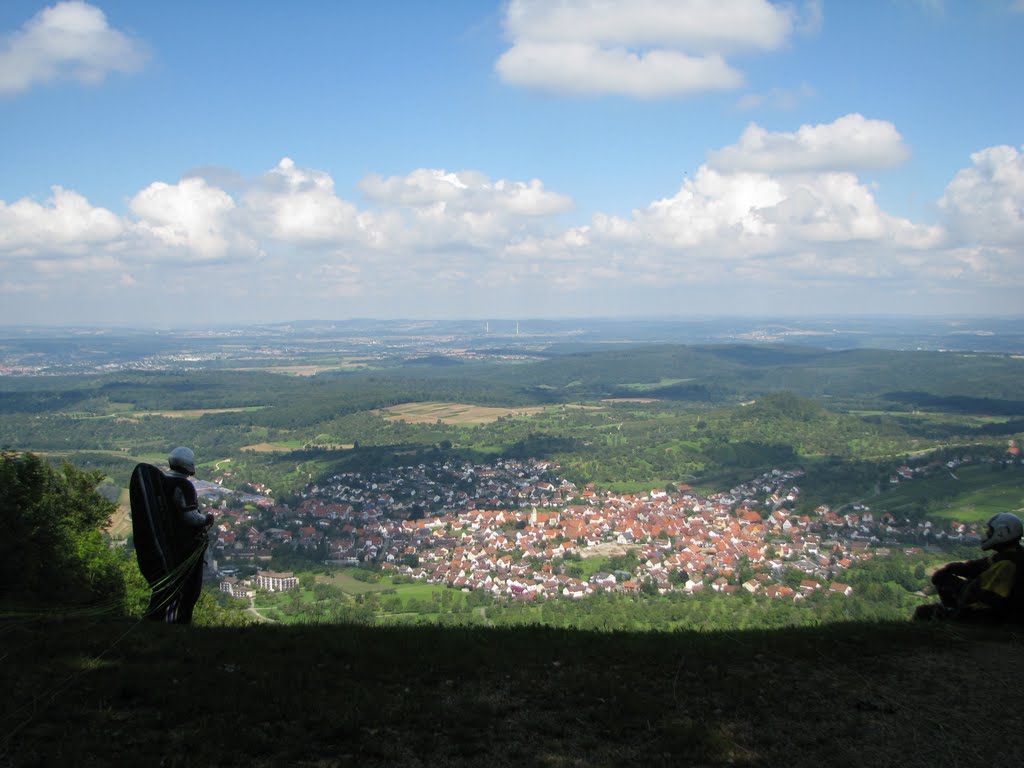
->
[379,401,546,424]
[230,362,375,375]
[620,377,694,391]
[239,440,346,453]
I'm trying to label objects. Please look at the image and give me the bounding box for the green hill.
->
[2,618,1021,767]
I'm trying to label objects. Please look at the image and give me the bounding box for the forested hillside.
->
[2,344,1022,505]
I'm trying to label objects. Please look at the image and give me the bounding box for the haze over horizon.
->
[1,1,1022,326]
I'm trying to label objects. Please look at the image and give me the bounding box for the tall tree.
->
[0,451,123,602]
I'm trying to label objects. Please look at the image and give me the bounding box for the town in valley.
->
[211,452,1008,605]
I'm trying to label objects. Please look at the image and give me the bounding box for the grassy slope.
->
[2,618,1022,767]
[869,464,1024,522]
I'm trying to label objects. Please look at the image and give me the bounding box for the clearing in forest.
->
[379,402,545,424]
[228,359,376,376]
[133,406,266,418]
[107,488,133,539]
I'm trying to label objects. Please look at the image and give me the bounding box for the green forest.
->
[2,344,1022,517]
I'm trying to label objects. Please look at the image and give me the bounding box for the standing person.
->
[146,447,214,624]
[914,512,1024,624]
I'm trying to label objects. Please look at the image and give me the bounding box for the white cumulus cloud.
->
[5,126,1024,320]
[496,0,809,97]
[130,177,241,259]
[244,158,374,244]
[497,42,743,98]
[361,169,572,216]
[541,124,941,290]
[358,168,573,251]
[503,0,795,52]
[361,169,476,206]
[0,186,123,256]
[0,1,148,95]
[938,144,1024,247]
[708,114,911,173]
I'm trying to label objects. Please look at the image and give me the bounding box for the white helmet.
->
[168,446,196,476]
[980,512,1023,551]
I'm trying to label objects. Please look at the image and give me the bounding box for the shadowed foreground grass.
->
[1,617,1022,767]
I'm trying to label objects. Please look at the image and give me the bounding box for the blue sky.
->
[1,0,1022,326]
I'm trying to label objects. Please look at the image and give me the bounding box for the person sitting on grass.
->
[914,512,1024,624]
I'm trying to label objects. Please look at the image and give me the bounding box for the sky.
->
[0,0,1022,327]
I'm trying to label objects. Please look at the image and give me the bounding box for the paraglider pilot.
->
[914,512,1024,624]
[147,446,214,624]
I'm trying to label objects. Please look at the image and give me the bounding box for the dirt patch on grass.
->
[578,542,633,559]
